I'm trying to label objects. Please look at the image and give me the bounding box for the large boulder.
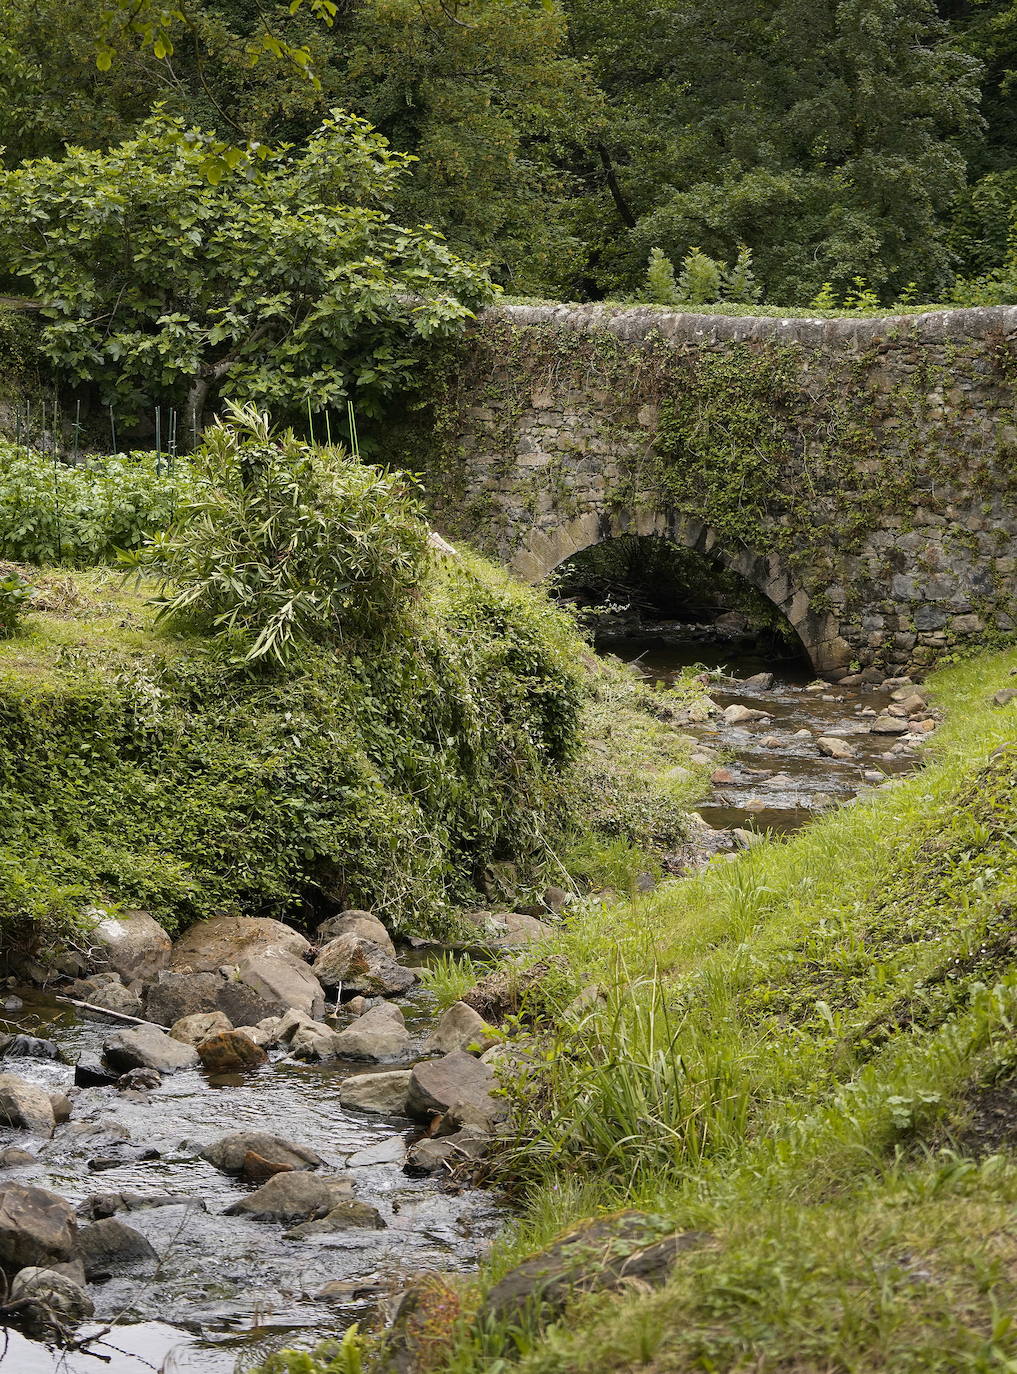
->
[0,1074,56,1136]
[407,1052,500,1125]
[339,1070,413,1117]
[201,1132,323,1176]
[423,1002,497,1056]
[171,915,310,971]
[196,1030,268,1074]
[332,1004,410,1061]
[144,970,225,1026]
[0,1184,78,1271]
[86,909,171,983]
[170,1011,233,1046]
[288,1018,339,1061]
[10,1266,93,1337]
[103,1025,199,1075]
[222,1171,352,1223]
[311,935,416,996]
[483,1213,712,1324]
[316,910,396,958]
[77,1218,158,1280]
[235,951,325,1020]
[488,913,554,950]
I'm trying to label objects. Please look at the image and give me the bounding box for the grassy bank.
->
[405,647,1017,1374]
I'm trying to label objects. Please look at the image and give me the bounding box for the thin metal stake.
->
[109,404,118,455]
[325,410,333,448]
[155,406,162,475]
[73,399,81,463]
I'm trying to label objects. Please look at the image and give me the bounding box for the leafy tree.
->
[0,111,494,425]
[644,247,679,304]
[676,247,723,305]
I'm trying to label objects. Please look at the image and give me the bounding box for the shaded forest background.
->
[2,0,1017,307]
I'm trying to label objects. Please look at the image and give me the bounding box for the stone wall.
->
[423,302,1017,679]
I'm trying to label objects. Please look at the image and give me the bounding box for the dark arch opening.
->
[549,534,810,675]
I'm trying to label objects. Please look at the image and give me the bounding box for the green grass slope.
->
[429,648,1017,1374]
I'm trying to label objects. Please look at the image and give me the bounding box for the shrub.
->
[0,442,190,565]
[134,405,429,666]
[0,569,33,637]
[644,248,680,305]
[676,247,724,305]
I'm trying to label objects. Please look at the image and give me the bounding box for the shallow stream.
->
[0,983,504,1374]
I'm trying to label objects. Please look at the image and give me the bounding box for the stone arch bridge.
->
[420,302,1017,680]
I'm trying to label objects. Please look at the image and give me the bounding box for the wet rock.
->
[49,1093,72,1124]
[871,715,910,735]
[103,1024,199,1075]
[710,767,736,786]
[222,1170,352,1222]
[332,1004,410,1061]
[345,997,369,1017]
[424,1002,497,1057]
[233,1023,274,1048]
[196,1030,268,1074]
[77,1218,158,1279]
[339,1070,413,1116]
[144,970,225,1026]
[760,735,782,748]
[77,1192,206,1220]
[85,908,171,983]
[170,915,310,972]
[287,1015,339,1061]
[235,951,326,1020]
[407,1052,501,1126]
[405,1130,492,1178]
[0,1035,63,1061]
[0,1074,56,1136]
[74,1052,119,1089]
[117,1068,161,1092]
[816,736,856,759]
[10,1265,93,1337]
[483,1212,712,1325]
[67,971,144,1018]
[741,671,774,689]
[315,910,396,959]
[242,1151,295,1184]
[312,935,417,997]
[0,1148,35,1169]
[200,1131,323,1176]
[346,1137,407,1168]
[284,1199,386,1238]
[87,1146,160,1173]
[170,1011,233,1046]
[0,1184,78,1271]
[721,703,769,725]
[215,977,280,1028]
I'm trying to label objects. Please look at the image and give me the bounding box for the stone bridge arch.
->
[510,507,849,674]
[419,301,1017,682]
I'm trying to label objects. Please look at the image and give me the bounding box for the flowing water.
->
[0,984,504,1374]
[604,626,921,834]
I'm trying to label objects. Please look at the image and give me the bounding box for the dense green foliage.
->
[0,550,584,954]
[134,406,428,665]
[0,442,190,564]
[4,1,1017,307]
[0,109,493,424]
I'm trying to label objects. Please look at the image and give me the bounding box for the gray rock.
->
[67,972,144,1018]
[103,1025,199,1075]
[483,1212,711,1324]
[816,736,856,759]
[332,1004,410,1061]
[49,1093,72,1124]
[488,913,554,950]
[10,1265,93,1336]
[145,970,225,1026]
[170,1011,233,1046]
[721,703,769,725]
[116,1068,161,1092]
[288,1017,340,1061]
[424,1002,497,1056]
[86,909,171,983]
[77,1218,158,1279]
[346,1137,407,1168]
[741,671,774,689]
[0,1074,56,1136]
[235,951,325,1020]
[0,1184,78,1270]
[74,1052,119,1089]
[312,935,417,996]
[993,688,1017,708]
[870,715,910,735]
[170,915,311,972]
[316,911,396,958]
[407,1051,500,1124]
[200,1132,323,1175]
[404,1130,492,1177]
[284,1199,386,1238]
[339,1070,413,1116]
[215,977,280,1028]
[0,1148,36,1169]
[222,1170,352,1222]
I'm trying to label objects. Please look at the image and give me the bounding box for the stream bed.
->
[0,983,504,1374]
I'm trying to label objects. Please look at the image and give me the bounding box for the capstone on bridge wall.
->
[424,302,1017,679]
